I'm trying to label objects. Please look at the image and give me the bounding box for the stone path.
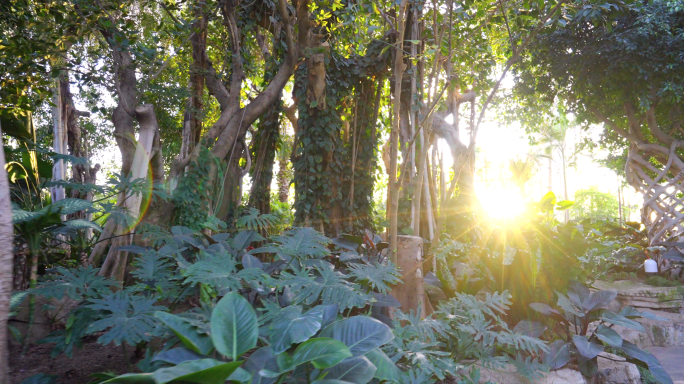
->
[646,347,684,383]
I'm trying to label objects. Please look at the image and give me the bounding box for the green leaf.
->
[595,325,622,348]
[621,341,673,384]
[64,219,103,232]
[599,311,646,332]
[555,200,574,210]
[310,100,318,108]
[572,335,604,359]
[288,337,352,369]
[319,316,394,357]
[269,305,324,354]
[104,359,242,384]
[12,207,44,223]
[211,292,258,360]
[513,320,547,338]
[322,356,377,384]
[52,198,95,215]
[582,291,617,312]
[243,346,279,384]
[347,263,402,294]
[365,349,402,381]
[544,340,571,370]
[152,347,204,365]
[156,312,214,355]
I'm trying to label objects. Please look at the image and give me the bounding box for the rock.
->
[593,280,684,312]
[589,308,684,348]
[425,284,448,303]
[596,353,640,384]
[477,364,588,384]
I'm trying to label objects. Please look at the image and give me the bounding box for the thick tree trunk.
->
[96,105,159,280]
[0,121,14,384]
[180,2,207,161]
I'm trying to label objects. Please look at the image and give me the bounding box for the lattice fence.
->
[626,141,684,245]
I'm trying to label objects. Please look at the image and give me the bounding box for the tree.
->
[571,186,620,222]
[516,0,684,243]
[0,122,13,383]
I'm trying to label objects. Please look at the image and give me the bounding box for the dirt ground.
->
[9,337,141,384]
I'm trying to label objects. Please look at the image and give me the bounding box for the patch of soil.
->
[10,337,141,384]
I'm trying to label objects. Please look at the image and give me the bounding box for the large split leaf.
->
[211,292,259,360]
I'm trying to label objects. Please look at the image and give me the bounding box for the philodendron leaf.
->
[582,290,617,312]
[595,325,623,348]
[103,359,242,384]
[599,311,646,332]
[544,340,571,370]
[621,341,673,384]
[529,303,568,324]
[572,335,604,359]
[211,292,259,360]
[322,356,377,384]
[290,338,352,369]
[155,312,214,355]
[513,320,547,338]
[269,305,324,354]
[556,291,584,317]
[319,316,394,356]
[365,348,402,381]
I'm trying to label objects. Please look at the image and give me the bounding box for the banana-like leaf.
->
[365,348,402,381]
[289,338,352,369]
[152,347,205,365]
[211,292,258,360]
[103,358,242,384]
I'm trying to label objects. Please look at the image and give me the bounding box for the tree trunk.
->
[0,121,14,384]
[96,105,159,280]
[51,79,67,203]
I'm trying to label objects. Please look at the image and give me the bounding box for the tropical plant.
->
[528,281,673,383]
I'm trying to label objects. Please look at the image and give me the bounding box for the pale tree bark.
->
[388,0,410,265]
[51,80,67,203]
[0,121,13,384]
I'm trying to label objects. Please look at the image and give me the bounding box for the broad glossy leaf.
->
[365,348,402,381]
[619,306,668,321]
[322,356,376,384]
[321,304,339,328]
[513,320,547,338]
[269,305,324,354]
[599,311,646,332]
[211,292,259,360]
[311,381,354,384]
[556,291,584,317]
[582,291,617,312]
[242,253,263,269]
[233,230,264,251]
[595,325,622,348]
[53,198,94,215]
[243,346,279,384]
[152,347,205,365]
[228,367,252,384]
[621,341,673,384]
[290,338,352,369]
[319,316,394,356]
[103,359,242,384]
[577,356,598,378]
[529,303,567,324]
[572,335,604,359]
[64,219,103,232]
[155,312,214,355]
[567,281,590,308]
[544,340,571,370]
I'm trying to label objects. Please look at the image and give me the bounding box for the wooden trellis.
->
[626,141,684,245]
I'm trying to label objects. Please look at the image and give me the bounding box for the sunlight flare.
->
[477,186,525,219]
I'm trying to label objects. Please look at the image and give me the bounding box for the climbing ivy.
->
[293,39,391,234]
[173,146,222,230]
